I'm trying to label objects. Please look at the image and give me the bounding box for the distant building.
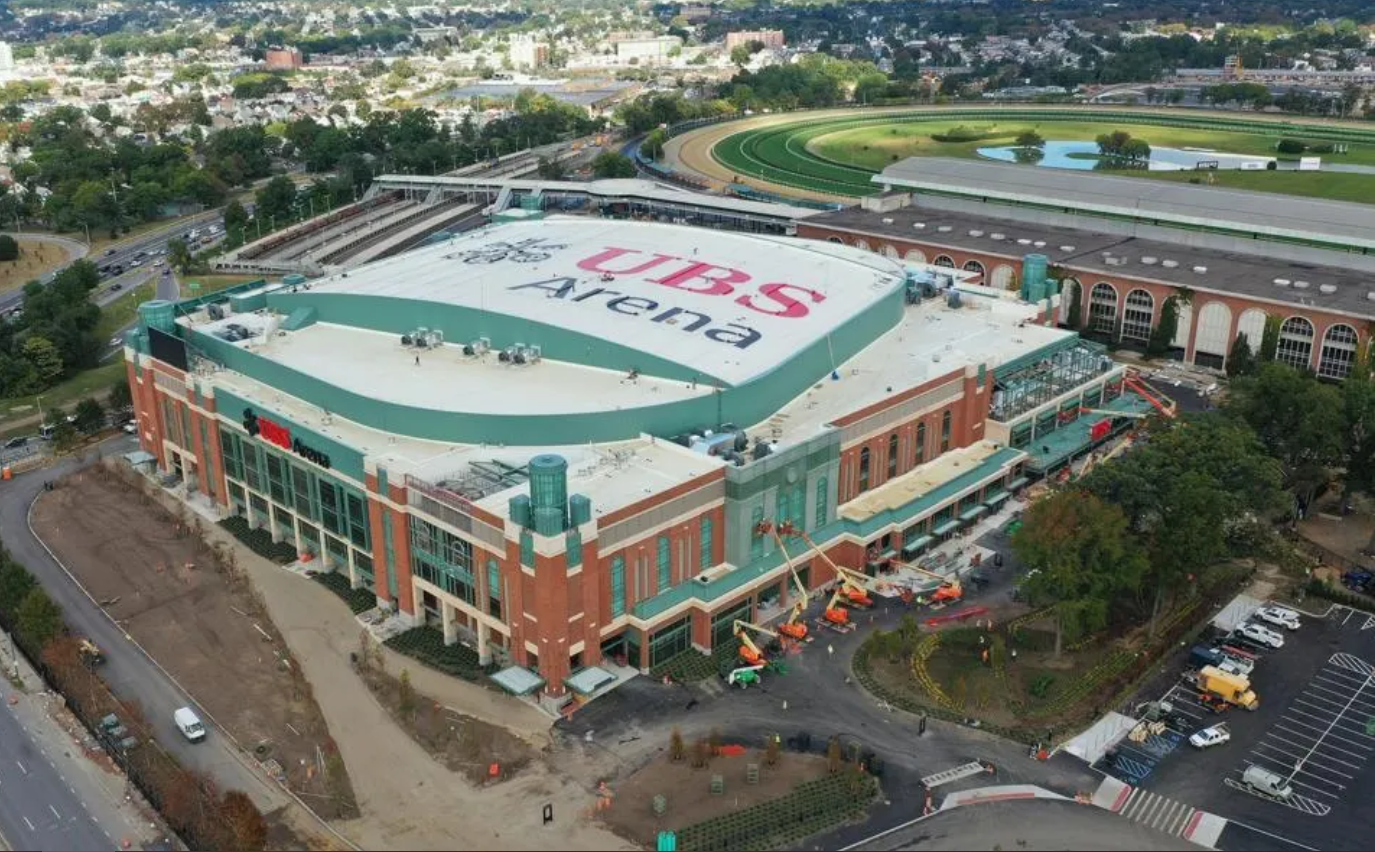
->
[613,35,682,64]
[679,4,713,22]
[1223,54,1243,80]
[725,30,785,52]
[265,48,304,71]
[509,35,550,69]
[414,26,458,44]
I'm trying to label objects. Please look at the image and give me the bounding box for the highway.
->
[0,443,288,816]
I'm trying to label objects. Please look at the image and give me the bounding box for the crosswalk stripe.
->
[1115,786,1197,836]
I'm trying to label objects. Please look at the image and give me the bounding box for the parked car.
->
[173,707,206,742]
[1189,724,1230,749]
[1238,622,1285,649]
[3,436,27,450]
[1254,605,1301,631]
[122,420,137,434]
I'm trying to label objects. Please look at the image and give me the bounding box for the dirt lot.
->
[31,464,360,820]
[599,749,829,848]
[355,645,534,785]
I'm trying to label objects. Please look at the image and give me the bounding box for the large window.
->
[1121,289,1154,343]
[1276,317,1316,372]
[292,467,315,520]
[940,410,952,453]
[410,517,474,604]
[887,433,899,478]
[700,516,714,569]
[749,505,764,561]
[814,476,828,527]
[858,448,871,492]
[781,483,805,534]
[1089,283,1118,336]
[1318,323,1357,380]
[487,559,502,619]
[611,556,626,617]
[648,617,690,667]
[265,455,287,506]
[915,422,926,465]
[657,535,671,592]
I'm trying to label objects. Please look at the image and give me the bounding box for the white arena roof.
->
[305,218,905,387]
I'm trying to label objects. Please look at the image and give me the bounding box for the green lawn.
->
[176,273,263,296]
[0,361,128,432]
[1124,169,1375,205]
[809,118,1375,171]
[95,282,155,344]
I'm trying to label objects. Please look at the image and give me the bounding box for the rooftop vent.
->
[1161,260,1179,269]
[1319,283,1338,294]
[1275,279,1291,287]
[937,225,953,233]
[1366,291,1375,302]
[882,217,894,224]
[1141,256,1158,265]
[1033,240,1046,248]
[913,222,926,229]
[991,233,1005,241]
[1060,245,1075,252]
[1017,238,1032,245]
[1293,280,1311,289]
[1193,265,1208,274]
[969,229,984,237]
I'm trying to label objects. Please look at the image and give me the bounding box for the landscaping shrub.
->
[312,571,377,614]
[1307,579,1375,614]
[1276,138,1306,155]
[1029,673,1056,698]
[384,626,488,681]
[218,516,297,564]
[675,769,877,851]
[929,125,1011,143]
[1008,627,1056,652]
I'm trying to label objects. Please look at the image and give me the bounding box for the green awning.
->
[903,535,934,556]
[491,666,545,696]
[880,548,897,561]
[984,490,1011,508]
[959,504,989,522]
[1008,476,1031,490]
[933,518,961,536]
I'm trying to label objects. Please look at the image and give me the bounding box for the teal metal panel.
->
[281,306,318,331]
[174,281,265,315]
[212,387,367,483]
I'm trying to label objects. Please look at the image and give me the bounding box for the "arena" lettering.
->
[509,277,762,349]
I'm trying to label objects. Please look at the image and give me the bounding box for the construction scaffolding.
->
[990,341,1115,423]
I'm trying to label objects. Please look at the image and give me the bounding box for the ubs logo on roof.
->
[447,237,568,265]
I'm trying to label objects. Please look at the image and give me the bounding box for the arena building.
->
[126,217,1143,707]
[797,158,1375,378]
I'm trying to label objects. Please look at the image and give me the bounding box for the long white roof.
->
[305,218,905,387]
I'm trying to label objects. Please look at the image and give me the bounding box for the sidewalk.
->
[0,633,174,851]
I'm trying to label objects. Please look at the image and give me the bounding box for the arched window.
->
[904,248,928,263]
[1088,283,1118,336]
[1318,324,1358,380]
[887,432,899,478]
[961,259,985,283]
[858,448,871,491]
[881,244,899,259]
[826,236,843,244]
[854,239,870,252]
[1276,317,1316,372]
[933,255,955,268]
[1121,289,1154,343]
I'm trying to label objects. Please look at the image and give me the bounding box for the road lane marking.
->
[48,804,60,819]
[15,760,25,774]
[22,816,34,831]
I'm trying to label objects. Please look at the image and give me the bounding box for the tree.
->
[15,586,62,650]
[641,127,669,160]
[1146,296,1179,358]
[0,555,36,617]
[1011,490,1145,655]
[535,157,566,180]
[223,200,249,244]
[764,734,780,767]
[398,667,416,717]
[730,45,752,67]
[826,736,843,773]
[1015,129,1045,148]
[21,335,65,386]
[254,176,298,227]
[591,152,636,179]
[1064,281,1082,329]
[1259,315,1281,362]
[1224,362,1346,504]
[1226,333,1256,377]
[0,234,17,262]
[52,419,78,453]
[669,728,685,762]
[106,380,132,412]
[73,396,104,434]
[166,237,193,273]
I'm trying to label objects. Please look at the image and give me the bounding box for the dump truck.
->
[1195,665,1259,711]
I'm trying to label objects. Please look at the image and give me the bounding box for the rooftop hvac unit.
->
[421,329,444,348]
[401,334,413,346]
[207,303,226,321]
[499,346,519,363]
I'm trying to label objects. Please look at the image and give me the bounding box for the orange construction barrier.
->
[2,466,10,480]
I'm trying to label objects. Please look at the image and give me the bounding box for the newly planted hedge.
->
[675,770,877,851]
[384,626,487,681]
[219,516,297,564]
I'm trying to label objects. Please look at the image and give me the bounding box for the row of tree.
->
[0,544,269,850]
[1014,356,1375,651]
[0,259,104,399]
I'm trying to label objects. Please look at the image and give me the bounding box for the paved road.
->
[2,234,89,289]
[0,693,113,851]
[0,442,287,815]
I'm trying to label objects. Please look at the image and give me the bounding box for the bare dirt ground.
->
[599,750,828,849]
[31,464,361,824]
[0,238,69,292]
[355,647,534,785]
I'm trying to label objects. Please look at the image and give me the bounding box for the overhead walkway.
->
[1022,392,1154,474]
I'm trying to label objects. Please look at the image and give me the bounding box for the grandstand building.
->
[126,218,1140,707]
[797,158,1375,377]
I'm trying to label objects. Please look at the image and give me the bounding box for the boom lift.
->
[890,559,963,604]
[754,521,811,640]
[734,620,778,667]
[767,523,881,629]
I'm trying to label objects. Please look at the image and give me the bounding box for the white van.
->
[1242,765,1292,800]
[174,707,206,742]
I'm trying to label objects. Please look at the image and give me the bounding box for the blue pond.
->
[976,140,1274,171]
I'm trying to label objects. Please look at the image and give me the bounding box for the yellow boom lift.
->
[754,521,812,641]
[772,522,880,628]
[734,620,778,667]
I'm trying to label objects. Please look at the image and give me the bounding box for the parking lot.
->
[1123,602,1375,852]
